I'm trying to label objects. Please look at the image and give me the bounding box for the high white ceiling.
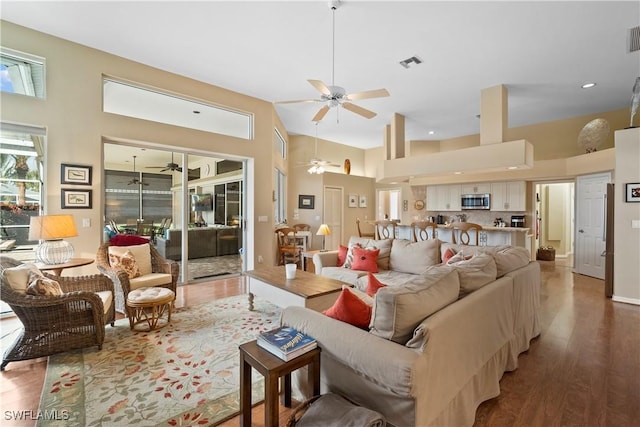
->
[2,1,639,150]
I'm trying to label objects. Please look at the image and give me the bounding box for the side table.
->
[239,340,321,427]
[301,250,322,273]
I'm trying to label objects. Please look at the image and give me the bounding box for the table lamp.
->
[29,215,78,264]
[316,224,331,251]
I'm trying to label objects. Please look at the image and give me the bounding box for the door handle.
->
[579,229,584,233]
[601,250,606,256]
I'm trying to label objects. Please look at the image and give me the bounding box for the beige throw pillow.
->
[448,253,497,297]
[26,271,63,296]
[370,265,460,344]
[390,238,440,274]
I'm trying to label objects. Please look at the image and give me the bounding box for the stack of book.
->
[257,326,317,361]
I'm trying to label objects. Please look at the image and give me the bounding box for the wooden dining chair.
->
[356,218,375,238]
[374,220,397,240]
[452,222,483,245]
[275,227,302,267]
[411,221,438,242]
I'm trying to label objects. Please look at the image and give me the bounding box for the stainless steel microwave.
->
[461,194,491,210]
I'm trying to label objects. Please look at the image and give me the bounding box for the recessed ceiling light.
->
[581,83,596,89]
[428,131,435,135]
[507,166,518,170]
[453,171,463,175]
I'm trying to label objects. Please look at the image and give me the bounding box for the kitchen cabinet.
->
[491,181,526,211]
[461,183,491,194]
[427,184,461,211]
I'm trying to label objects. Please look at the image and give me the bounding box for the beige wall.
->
[613,128,640,303]
[1,20,283,273]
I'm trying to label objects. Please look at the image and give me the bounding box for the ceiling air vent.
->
[630,26,640,53]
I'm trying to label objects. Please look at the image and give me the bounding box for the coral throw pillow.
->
[366,272,387,297]
[323,288,372,329]
[350,246,380,273]
[109,250,142,278]
[443,248,456,264]
[336,245,348,267]
[110,234,150,247]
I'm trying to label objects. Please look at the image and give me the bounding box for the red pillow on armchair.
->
[110,234,150,247]
[323,288,372,329]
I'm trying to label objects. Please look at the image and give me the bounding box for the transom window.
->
[0,47,45,99]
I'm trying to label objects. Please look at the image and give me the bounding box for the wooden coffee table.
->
[245,266,345,312]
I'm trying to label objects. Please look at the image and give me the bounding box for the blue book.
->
[257,326,317,361]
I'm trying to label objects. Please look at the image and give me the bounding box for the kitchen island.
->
[394,224,532,249]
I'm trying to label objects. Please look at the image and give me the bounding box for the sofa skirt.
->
[424,342,512,427]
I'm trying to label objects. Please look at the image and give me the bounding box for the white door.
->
[323,186,343,250]
[575,173,610,279]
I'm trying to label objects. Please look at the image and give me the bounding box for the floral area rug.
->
[37,295,280,426]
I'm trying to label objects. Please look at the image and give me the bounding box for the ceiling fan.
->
[276,0,389,122]
[146,152,182,172]
[128,155,148,186]
[299,123,340,174]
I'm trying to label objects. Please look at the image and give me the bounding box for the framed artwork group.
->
[61,163,93,209]
[348,194,367,208]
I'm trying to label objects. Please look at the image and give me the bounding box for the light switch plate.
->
[82,218,91,227]
[258,216,268,223]
[632,220,640,229]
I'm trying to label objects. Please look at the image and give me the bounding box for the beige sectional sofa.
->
[281,237,540,427]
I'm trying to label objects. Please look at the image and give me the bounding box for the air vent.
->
[630,26,640,52]
[399,56,423,69]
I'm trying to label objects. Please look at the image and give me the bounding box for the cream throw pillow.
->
[2,263,43,293]
[108,243,152,276]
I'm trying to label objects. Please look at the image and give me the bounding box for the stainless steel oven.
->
[461,194,491,210]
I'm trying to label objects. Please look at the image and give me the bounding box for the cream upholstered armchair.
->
[96,236,178,314]
[0,256,115,370]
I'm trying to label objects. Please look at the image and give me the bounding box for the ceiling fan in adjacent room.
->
[146,152,182,172]
[276,0,389,122]
[128,155,148,186]
[299,123,340,174]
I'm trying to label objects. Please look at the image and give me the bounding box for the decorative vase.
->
[344,159,351,175]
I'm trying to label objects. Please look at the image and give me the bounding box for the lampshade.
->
[316,224,331,236]
[29,215,78,264]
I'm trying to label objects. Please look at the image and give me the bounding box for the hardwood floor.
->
[1,262,639,426]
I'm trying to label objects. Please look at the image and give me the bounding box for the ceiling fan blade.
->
[346,88,390,101]
[275,98,321,104]
[311,105,331,122]
[308,80,331,96]
[342,102,377,119]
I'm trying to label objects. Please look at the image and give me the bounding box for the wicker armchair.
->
[96,242,179,314]
[0,256,115,371]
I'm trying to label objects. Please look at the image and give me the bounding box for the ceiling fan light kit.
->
[276,0,389,122]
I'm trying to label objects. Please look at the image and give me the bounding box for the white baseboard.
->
[612,295,640,306]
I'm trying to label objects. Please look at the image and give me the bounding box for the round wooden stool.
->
[126,287,175,331]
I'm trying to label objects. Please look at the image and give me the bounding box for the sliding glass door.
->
[104,143,244,283]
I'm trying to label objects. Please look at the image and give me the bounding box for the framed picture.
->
[61,189,92,209]
[348,194,358,208]
[359,195,367,208]
[626,183,640,202]
[298,194,315,209]
[61,163,92,185]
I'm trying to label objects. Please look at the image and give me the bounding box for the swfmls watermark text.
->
[4,410,70,421]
